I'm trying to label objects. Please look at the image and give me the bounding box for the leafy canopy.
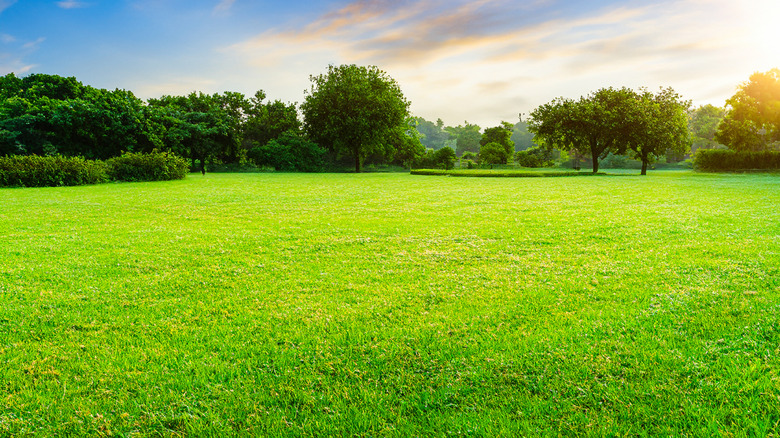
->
[300,64,411,172]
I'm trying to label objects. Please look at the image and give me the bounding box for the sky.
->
[1,0,778,127]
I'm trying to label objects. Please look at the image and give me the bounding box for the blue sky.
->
[1,0,778,127]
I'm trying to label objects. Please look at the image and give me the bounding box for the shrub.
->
[247,132,325,172]
[106,150,189,182]
[0,154,108,187]
[694,150,780,171]
[515,148,554,168]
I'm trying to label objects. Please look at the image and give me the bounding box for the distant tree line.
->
[2,67,778,174]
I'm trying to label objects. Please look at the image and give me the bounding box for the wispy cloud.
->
[213,0,235,14]
[22,37,45,50]
[56,1,89,9]
[224,0,775,125]
[0,0,16,13]
[1,33,15,44]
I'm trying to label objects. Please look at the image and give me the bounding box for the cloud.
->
[0,0,16,14]
[213,0,235,14]
[22,37,45,50]
[56,1,89,9]
[1,33,15,44]
[225,0,776,126]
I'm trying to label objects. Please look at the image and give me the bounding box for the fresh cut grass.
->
[1,171,779,436]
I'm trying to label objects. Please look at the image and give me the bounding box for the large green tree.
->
[625,87,691,175]
[300,64,411,172]
[0,73,155,158]
[480,121,514,164]
[529,87,637,173]
[715,68,780,152]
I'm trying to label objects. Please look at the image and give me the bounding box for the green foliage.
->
[247,131,325,172]
[479,141,510,164]
[433,146,457,170]
[624,87,691,175]
[688,104,727,153]
[105,150,189,182]
[514,148,554,168]
[461,151,477,161]
[0,73,156,159]
[413,146,456,169]
[529,87,638,173]
[412,117,451,150]
[693,149,780,171]
[447,122,481,155]
[480,121,514,160]
[0,154,107,187]
[301,64,411,172]
[715,69,780,152]
[511,116,538,151]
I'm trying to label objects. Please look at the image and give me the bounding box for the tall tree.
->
[625,87,691,175]
[480,121,514,164]
[715,68,780,152]
[413,116,451,150]
[300,64,411,172]
[446,122,481,155]
[529,87,636,173]
[688,104,726,153]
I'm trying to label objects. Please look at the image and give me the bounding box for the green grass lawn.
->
[1,171,779,436]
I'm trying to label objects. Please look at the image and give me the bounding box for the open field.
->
[1,171,779,436]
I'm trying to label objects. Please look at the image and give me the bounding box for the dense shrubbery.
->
[0,155,107,187]
[694,150,780,171]
[247,132,325,172]
[106,150,189,182]
[0,151,189,187]
[413,146,456,169]
[514,148,554,168]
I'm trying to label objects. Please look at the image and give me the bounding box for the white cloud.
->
[1,33,15,44]
[22,37,45,50]
[0,0,17,14]
[224,0,777,126]
[56,1,89,9]
[213,0,235,14]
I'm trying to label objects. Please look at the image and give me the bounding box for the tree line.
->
[1,67,778,174]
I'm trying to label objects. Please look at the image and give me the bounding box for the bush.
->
[694,150,780,171]
[106,150,189,182]
[0,154,108,187]
[515,148,554,168]
[247,132,325,172]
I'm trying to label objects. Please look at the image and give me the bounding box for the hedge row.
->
[694,150,780,171]
[0,151,188,187]
[410,169,604,177]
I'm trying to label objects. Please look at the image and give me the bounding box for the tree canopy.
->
[715,68,780,152]
[529,87,637,173]
[300,64,411,172]
[480,121,514,164]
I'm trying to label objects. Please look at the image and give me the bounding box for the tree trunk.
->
[200,157,206,175]
[641,159,648,175]
[355,154,361,173]
[591,149,600,173]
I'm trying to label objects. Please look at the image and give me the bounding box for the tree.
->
[511,114,538,151]
[529,87,638,173]
[625,87,691,175]
[300,64,411,172]
[413,117,451,150]
[688,104,726,153]
[434,146,456,170]
[479,142,508,164]
[480,121,514,163]
[715,68,780,152]
[445,122,481,155]
[247,130,324,172]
